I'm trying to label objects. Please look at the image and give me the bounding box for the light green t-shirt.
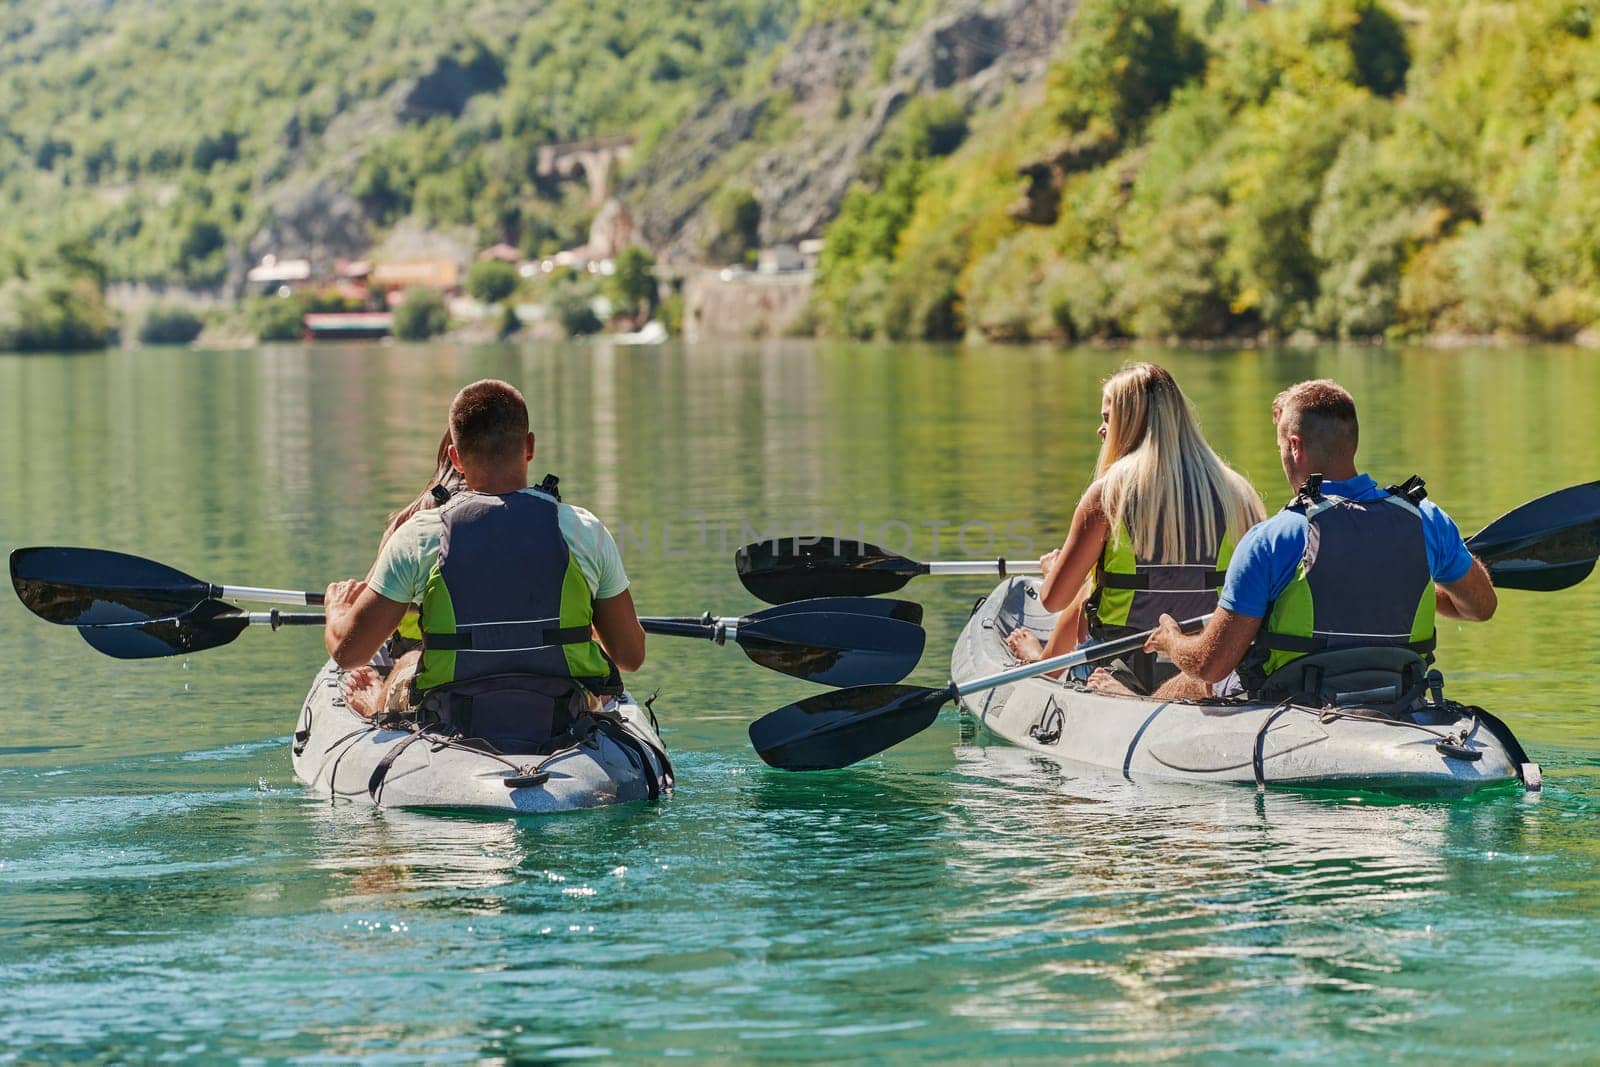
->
[368,488,629,606]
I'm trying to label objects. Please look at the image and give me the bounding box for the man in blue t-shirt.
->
[1145,379,1497,691]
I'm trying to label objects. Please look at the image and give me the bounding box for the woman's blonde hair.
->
[380,431,467,548]
[1095,363,1264,560]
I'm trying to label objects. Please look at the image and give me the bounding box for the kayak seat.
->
[1256,647,1429,715]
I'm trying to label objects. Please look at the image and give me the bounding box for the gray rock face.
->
[237,178,370,292]
[395,53,505,123]
[629,0,1076,260]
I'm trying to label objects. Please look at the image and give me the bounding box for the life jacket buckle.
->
[1384,474,1428,506]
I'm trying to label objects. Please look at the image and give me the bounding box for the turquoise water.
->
[2,341,1598,1061]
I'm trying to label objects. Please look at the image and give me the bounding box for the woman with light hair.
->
[1006,363,1265,697]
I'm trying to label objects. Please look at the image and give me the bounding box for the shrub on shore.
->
[393,288,449,340]
[137,306,205,345]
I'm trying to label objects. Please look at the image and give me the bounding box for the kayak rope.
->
[1313,705,1470,742]
[324,725,380,801]
[1252,699,1297,789]
[366,721,576,806]
[361,706,673,805]
[1254,700,1491,787]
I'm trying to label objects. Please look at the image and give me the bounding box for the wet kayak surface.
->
[4,341,1599,1061]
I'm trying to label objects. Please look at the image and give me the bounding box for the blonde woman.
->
[341,431,467,718]
[1005,363,1265,697]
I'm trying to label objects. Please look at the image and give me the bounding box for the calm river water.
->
[2,341,1598,1062]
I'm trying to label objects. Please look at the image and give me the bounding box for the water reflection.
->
[3,341,1599,1062]
[939,737,1571,1052]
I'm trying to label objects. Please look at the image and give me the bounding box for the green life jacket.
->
[1088,511,1235,639]
[1084,498,1235,694]
[413,488,618,695]
[1239,478,1437,694]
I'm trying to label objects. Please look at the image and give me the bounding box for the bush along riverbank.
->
[811,0,1600,345]
[0,241,116,352]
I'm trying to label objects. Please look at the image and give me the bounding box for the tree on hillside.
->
[701,187,761,265]
[609,246,657,316]
[1049,0,1206,137]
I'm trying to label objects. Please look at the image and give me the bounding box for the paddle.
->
[749,617,1211,771]
[12,544,925,624]
[638,598,926,686]
[737,482,1600,603]
[10,546,322,625]
[63,580,928,687]
[1464,481,1600,591]
[77,599,322,659]
[736,537,1040,604]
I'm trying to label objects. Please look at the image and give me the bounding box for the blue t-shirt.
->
[1218,474,1475,620]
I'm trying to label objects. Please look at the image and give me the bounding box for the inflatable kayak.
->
[291,660,672,813]
[951,577,1538,797]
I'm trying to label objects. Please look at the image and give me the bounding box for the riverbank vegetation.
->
[0,0,925,284]
[0,240,116,352]
[812,0,1600,343]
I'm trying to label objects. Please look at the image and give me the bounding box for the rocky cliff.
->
[630,0,1076,259]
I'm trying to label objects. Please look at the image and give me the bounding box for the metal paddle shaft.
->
[735,537,1039,604]
[10,546,322,626]
[77,600,323,659]
[640,596,927,687]
[749,616,1210,771]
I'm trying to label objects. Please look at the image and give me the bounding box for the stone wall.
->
[682,270,814,342]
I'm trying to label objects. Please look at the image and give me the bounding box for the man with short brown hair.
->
[1145,378,1496,697]
[323,379,645,747]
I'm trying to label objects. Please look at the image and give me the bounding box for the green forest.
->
[814,0,1600,342]
[4,0,1599,348]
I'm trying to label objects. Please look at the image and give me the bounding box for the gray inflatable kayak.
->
[952,577,1538,797]
[291,660,672,813]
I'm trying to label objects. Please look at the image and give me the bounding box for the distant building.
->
[246,254,313,296]
[302,311,393,341]
[478,243,522,263]
[757,245,805,274]
[370,258,460,294]
[333,259,373,303]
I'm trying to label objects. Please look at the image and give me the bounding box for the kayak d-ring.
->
[503,769,551,789]
[1435,738,1482,762]
[1028,698,1064,746]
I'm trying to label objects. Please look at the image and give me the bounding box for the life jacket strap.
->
[1099,569,1226,590]
[422,624,592,651]
[1256,631,1437,656]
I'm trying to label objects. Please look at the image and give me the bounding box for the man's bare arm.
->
[1436,557,1497,622]
[1144,608,1262,684]
[591,588,646,673]
[324,580,409,670]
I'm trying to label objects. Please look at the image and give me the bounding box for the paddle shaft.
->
[927,560,1042,576]
[640,615,743,643]
[216,584,325,607]
[951,614,1212,700]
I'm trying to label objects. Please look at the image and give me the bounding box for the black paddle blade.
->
[10,546,212,625]
[748,682,954,771]
[737,612,926,687]
[1486,547,1597,591]
[77,600,250,659]
[750,595,924,626]
[735,538,924,604]
[1467,482,1600,591]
